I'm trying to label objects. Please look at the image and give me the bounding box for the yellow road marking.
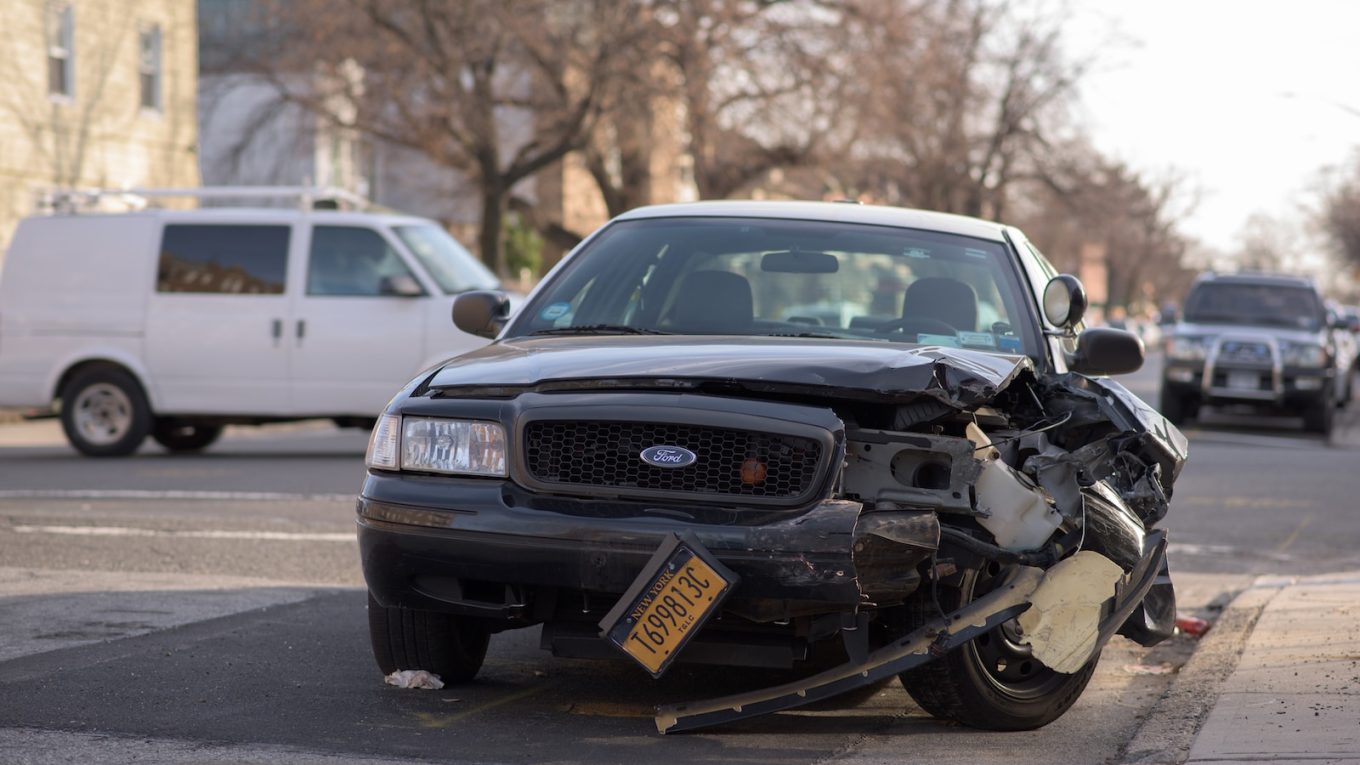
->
[412,685,549,728]
[1274,514,1313,554]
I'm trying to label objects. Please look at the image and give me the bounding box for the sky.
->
[1066,1,1360,257]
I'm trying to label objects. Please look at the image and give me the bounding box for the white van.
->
[0,189,507,456]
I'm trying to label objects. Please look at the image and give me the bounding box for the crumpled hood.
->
[426,336,1034,408]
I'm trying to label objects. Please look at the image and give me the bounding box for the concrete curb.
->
[1119,578,1285,764]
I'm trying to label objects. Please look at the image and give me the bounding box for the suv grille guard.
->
[1201,334,1282,401]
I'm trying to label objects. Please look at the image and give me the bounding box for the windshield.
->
[506,217,1036,355]
[394,224,500,294]
[1183,283,1323,331]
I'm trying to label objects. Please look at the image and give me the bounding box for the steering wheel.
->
[875,316,959,336]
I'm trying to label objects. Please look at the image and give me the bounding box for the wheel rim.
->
[72,383,133,446]
[964,563,1070,700]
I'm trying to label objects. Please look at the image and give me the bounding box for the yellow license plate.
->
[600,535,736,677]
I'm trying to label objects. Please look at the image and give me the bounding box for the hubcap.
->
[72,383,133,446]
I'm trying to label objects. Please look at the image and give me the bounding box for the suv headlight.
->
[1166,336,1207,361]
[365,414,508,476]
[1281,342,1328,368]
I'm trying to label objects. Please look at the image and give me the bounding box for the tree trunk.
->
[479,184,506,277]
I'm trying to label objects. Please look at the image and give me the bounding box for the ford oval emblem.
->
[640,445,697,468]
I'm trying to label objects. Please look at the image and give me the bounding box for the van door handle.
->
[271,318,283,346]
[296,319,306,345]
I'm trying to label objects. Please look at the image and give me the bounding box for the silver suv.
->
[1160,272,1350,434]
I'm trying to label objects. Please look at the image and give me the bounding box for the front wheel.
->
[59,366,152,457]
[1158,386,1195,426]
[1303,392,1334,436]
[899,563,1100,730]
[367,592,489,684]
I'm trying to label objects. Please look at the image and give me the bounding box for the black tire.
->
[367,592,489,683]
[59,365,152,457]
[1158,386,1192,426]
[899,563,1100,731]
[152,421,224,452]
[1304,392,1334,435]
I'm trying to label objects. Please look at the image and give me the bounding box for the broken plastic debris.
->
[1016,550,1123,672]
[1175,615,1211,638]
[384,670,445,690]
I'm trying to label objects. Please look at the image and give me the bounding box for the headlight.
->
[1281,343,1328,368]
[365,414,508,476]
[401,417,507,476]
[1166,337,1207,361]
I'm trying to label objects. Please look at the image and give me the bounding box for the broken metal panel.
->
[655,567,1046,734]
[841,429,979,514]
[850,510,940,604]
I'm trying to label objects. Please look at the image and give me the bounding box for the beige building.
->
[0,0,199,255]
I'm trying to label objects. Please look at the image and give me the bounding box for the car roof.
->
[615,200,1011,242]
[1193,271,1317,290]
[29,208,434,227]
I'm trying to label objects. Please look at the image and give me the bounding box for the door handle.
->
[271,318,283,346]
[296,319,306,345]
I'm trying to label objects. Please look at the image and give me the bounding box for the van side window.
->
[308,226,418,297]
[158,225,290,294]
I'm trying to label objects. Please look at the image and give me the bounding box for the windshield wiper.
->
[531,324,673,336]
[764,331,852,340]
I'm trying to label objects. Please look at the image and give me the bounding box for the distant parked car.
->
[0,187,508,456]
[1160,272,1351,434]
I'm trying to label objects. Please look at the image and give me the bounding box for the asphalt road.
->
[1,353,1356,764]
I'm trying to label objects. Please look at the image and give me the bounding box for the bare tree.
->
[240,0,647,275]
[1318,152,1360,271]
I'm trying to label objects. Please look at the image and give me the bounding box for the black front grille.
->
[523,421,824,501]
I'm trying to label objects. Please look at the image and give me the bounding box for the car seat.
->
[664,271,754,332]
[902,277,978,332]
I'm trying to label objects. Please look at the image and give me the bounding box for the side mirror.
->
[1068,327,1144,376]
[379,274,424,297]
[452,290,511,338]
[1042,274,1088,329]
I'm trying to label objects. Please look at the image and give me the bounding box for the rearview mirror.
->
[1043,274,1087,328]
[1068,327,1144,376]
[452,290,511,338]
[761,250,839,273]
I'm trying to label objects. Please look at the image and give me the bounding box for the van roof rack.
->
[34,186,373,214]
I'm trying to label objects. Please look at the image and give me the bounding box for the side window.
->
[307,226,417,297]
[158,224,290,294]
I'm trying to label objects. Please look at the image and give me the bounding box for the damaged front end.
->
[641,353,1186,733]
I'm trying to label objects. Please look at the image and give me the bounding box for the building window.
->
[47,3,74,99]
[139,25,162,111]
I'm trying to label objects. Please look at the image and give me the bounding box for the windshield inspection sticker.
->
[958,331,997,348]
[540,302,571,321]
[916,333,961,348]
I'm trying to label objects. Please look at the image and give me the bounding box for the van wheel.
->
[367,592,489,684]
[899,563,1100,730]
[152,421,224,452]
[60,366,152,457]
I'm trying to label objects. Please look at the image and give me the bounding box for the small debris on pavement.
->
[1175,615,1211,637]
[384,670,445,690]
[1123,662,1177,675]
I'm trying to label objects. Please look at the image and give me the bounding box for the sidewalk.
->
[1187,572,1360,764]
[1131,572,1360,764]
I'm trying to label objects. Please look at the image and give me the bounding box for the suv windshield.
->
[1183,283,1323,331]
[393,224,500,294]
[507,217,1035,355]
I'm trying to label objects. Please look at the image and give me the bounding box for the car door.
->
[290,224,428,417]
[144,222,296,414]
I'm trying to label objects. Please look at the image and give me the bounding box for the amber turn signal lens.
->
[740,457,767,486]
